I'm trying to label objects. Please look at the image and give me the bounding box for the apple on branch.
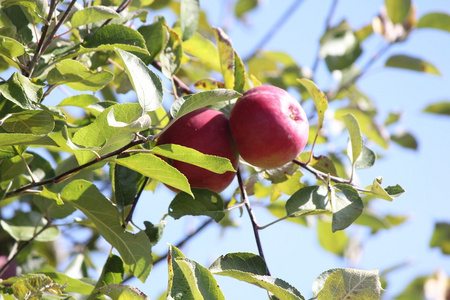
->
[156,108,239,193]
[229,85,309,169]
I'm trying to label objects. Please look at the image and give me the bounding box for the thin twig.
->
[0,220,53,277]
[293,159,352,185]
[100,0,133,28]
[151,61,193,95]
[123,177,150,228]
[237,168,271,276]
[244,0,305,62]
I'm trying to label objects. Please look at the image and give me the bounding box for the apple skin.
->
[229,85,309,169]
[156,108,239,193]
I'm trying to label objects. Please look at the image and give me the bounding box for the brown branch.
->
[151,61,194,96]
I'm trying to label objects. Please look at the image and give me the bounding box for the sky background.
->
[34,0,450,299]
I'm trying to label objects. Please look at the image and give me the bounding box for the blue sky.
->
[122,1,450,299]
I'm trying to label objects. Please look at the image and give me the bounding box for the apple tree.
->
[0,0,448,299]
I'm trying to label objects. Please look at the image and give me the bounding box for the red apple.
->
[229,85,309,169]
[156,108,239,193]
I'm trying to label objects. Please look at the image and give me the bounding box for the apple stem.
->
[237,168,271,276]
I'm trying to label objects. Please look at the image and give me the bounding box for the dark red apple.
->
[156,108,239,193]
[229,85,309,169]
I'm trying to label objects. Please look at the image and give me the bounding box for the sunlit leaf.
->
[0,35,25,58]
[418,12,450,32]
[167,245,195,300]
[59,94,102,107]
[0,211,60,242]
[47,59,114,91]
[71,6,120,28]
[160,25,182,78]
[235,0,258,18]
[11,274,66,300]
[137,16,167,63]
[317,218,348,256]
[391,131,418,150]
[0,72,43,109]
[171,89,241,118]
[423,101,450,116]
[297,78,328,130]
[98,284,150,299]
[364,177,405,201]
[178,30,221,72]
[152,144,235,174]
[169,188,225,222]
[115,153,192,196]
[385,0,411,24]
[313,268,382,299]
[180,0,199,41]
[214,27,235,90]
[385,55,441,75]
[61,180,152,282]
[340,113,363,165]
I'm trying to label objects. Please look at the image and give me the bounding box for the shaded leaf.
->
[0,133,58,147]
[160,25,182,78]
[1,110,54,135]
[317,218,349,256]
[285,185,331,217]
[332,184,364,232]
[385,0,411,24]
[113,163,142,208]
[98,284,149,299]
[11,274,66,300]
[418,12,450,32]
[299,152,338,176]
[235,0,258,18]
[209,252,268,275]
[71,6,120,28]
[423,101,450,116]
[429,222,450,255]
[137,16,167,63]
[194,78,225,90]
[0,72,43,109]
[170,89,241,118]
[391,131,418,150]
[115,153,192,196]
[60,180,152,282]
[180,0,200,41]
[167,244,195,300]
[169,188,225,222]
[385,55,441,75]
[84,24,147,53]
[341,113,363,165]
[355,145,376,169]
[364,177,405,201]
[144,220,166,246]
[0,211,60,242]
[314,268,382,299]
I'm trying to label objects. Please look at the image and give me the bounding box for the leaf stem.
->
[237,168,271,276]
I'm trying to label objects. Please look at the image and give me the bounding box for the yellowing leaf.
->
[214,27,235,90]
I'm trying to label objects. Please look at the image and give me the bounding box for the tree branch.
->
[237,168,271,276]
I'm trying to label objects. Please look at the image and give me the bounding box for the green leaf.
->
[107,107,151,132]
[233,50,247,93]
[0,72,43,109]
[60,180,152,283]
[71,6,120,28]
[169,188,225,222]
[98,284,149,299]
[84,24,147,53]
[115,48,163,112]
[297,78,328,130]
[167,245,195,300]
[1,110,54,134]
[314,268,382,299]
[47,59,114,91]
[180,0,199,41]
[317,218,349,256]
[11,274,66,300]
[418,12,450,32]
[364,177,405,201]
[0,211,60,242]
[391,131,418,150]
[320,21,362,71]
[194,78,225,90]
[355,145,376,169]
[58,94,102,107]
[209,252,268,275]
[0,133,58,147]
[0,35,25,58]
[160,25,182,78]
[144,220,166,246]
[71,103,141,165]
[214,27,235,90]
[423,101,450,115]
[178,30,221,72]
[299,152,338,176]
[115,153,192,196]
[385,0,411,24]
[429,222,450,255]
[137,16,166,63]
[152,144,236,174]
[235,0,258,18]
[336,108,390,149]
[113,163,142,208]
[341,113,363,165]
[331,184,364,232]
[170,89,241,118]
[175,257,225,300]
[385,55,441,75]
[210,254,304,300]
[285,185,331,217]
[40,272,95,295]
